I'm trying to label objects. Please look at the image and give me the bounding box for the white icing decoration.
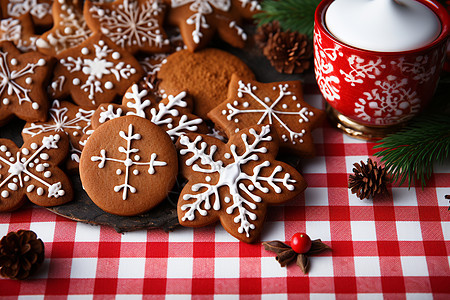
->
[99,104,124,123]
[7,0,51,20]
[89,0,169,50]
[0,134,66,198]
[224,80,312,144]
[238,0,261,11]
[171,0,231,44]
[179,125,296,237]
[60,40,137,105]
[0,50,46,110]
[0,18,37,52]
[90,124,167,200]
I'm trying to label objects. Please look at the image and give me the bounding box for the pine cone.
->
[255,21,282,49]
[263,30,313,74]
[0,230,45,280]
[348,158,388,200]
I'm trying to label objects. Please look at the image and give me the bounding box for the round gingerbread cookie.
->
[157,48,255,120]
[80,115,178,216]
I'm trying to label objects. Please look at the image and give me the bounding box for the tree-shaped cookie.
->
[176,125,307,243]
[0,41,54,126]
[1,0,53,29]
[0,14,38,52]
[22,100,95,171]
[0,132,73,212]
[208,74,325,157]
[166,0,248,51]
[84,0,170,54]
[80,115,178,216]
[51,33,143,108]
[36,0,92,56]
[90,82,208,141]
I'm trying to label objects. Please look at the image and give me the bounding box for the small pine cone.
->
[263,30,313,74]
[0,230,45,280]
[254,21,282,49]
[348,158,388,200]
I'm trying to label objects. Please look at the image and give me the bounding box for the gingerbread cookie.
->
[1,0,53,29]
[0,41,54,126]
[165,0,248,51]
[157,48,255,119]
[22,100,95,171]
[80,115,178,216]
[176,124,306,243]
[90,82,208,141]
[208,75,325,157]
[84,0,170,55]
[0,132,73,212]
[232,0,261,19]
[51,33,143,107]
[36,0,92,56]
[0,14,38,52]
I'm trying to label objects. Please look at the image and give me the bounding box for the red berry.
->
[290,233,312,254]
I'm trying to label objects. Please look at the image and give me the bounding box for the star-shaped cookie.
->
[0,14,39,52]
[208,74,325,157]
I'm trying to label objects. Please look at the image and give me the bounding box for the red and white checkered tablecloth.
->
[1,86,449,299]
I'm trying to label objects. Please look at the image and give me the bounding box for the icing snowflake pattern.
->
[179,125,296,237]
[0,18,37,52]
[223,80,314,144]
[355,76,421,125]
[172,0,231,44]
[60,39,137,105]
[7,0,51,20]
[237,0,261,11]
[0,134,65,199]
[0,51,46,110]
[91,124,167,200]
[89,0,169,51]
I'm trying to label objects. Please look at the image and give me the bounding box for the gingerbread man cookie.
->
[51,33,143,107]
[0,41,54,126]
[0,14,38,52]
[176,124,307,243]
[0,132,73,212]
[22,100,95,171]
[208,75,325,157]
[36,0,92,56]
[80,115,178,216]
[90,82,208,141]
[1,0,53,29]
[84,0,170,55]
[157,48,255,119]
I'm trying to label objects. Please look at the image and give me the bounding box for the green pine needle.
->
[254,0,321,39]
[374,114,450,188]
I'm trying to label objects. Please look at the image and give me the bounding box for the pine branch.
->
[254,0,321,39]
[374,113,450,188]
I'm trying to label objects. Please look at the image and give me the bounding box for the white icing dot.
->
[37,59,46,66]
[73,78,81,85]
[234,119,239,123]
[104,81,113,89]
[81,47,89,55]
[40,153,49,160]
[222,110,227,115]
[27,185,35,193]
[58,190,65,196]
[22,148,29,155]
[29,163,34,168]
[133,169,139,175]
[205,176,211,182]
[112,52,121,59]
[1,190,9,198]
[24,175,30,182]
[36,164,45,172]
[297,103,301,108]
[32,103,39,110]
[73,131,79,136]
[282,104,288,109]
[264,97,270,103]
[134,155,140,161]
[116,169,122,175]
[0,146,6,152]
[2,98,9,105]
[8,183,18,191]
[64,27,72,34]
[31,143,38,150]
[10,58,17,65]
[13,178,18,183]
[37,187,44,196]
[130,68,136,74]
[224,153,231,159]
[9,157,14,162]
[243,102,249,108]
[5,151,11,157]
[292,96,297,101]
[34,158,40,164]
[21,157,26,163]
[233,101,239,106]
[25,77,32,85]
[44,171,52,178]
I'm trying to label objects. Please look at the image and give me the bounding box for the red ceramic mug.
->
[314,0,449,139]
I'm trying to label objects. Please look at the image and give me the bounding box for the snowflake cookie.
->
[208,75,325,157]
[0,41,54,125]
[1,0,53,28]
[36,0,92,56]
[0,132,73,212]
[22,100,95,171]
[80,115,178,216]
[166,0,249,51]
[51,33,143,107]
[90,82,208,141]
[176,124,307,243]
[0,15,38,52]
[84,0,171,54]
